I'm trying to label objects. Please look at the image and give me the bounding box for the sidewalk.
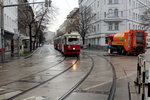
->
[0,48,39,63]
[0,52,20,63]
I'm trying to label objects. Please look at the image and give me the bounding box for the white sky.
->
[50,0,79,32]
[29,0,79,32]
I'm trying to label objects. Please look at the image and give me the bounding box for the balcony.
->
[103,16,124,22]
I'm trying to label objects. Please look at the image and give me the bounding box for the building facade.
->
[18,0,35,52]
[57,8,79,37]
[79,0,150,49]
[3,0,18,54]
[0,1,2,52]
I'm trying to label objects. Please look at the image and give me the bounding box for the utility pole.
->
[0,0,52,62]
[0,3,4,62]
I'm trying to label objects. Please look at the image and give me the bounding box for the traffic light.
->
[48,0,52,7]
[45,0,48,7]
[45,0,52,7]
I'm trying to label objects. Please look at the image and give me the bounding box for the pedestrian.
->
[11,40,14,57]
[107,40,112,54]
[88,43,91,48]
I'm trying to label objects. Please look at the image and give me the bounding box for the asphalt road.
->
[0,44,148,100]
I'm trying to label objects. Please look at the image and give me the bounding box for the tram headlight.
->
[73,48,75,50]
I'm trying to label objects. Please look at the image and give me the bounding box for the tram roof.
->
[63,33,80,37]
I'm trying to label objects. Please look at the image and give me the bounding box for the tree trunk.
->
[82,37,85,45]
[29,24,32,52]
[33,36,36,49]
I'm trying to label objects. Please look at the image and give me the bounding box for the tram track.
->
[0,46,64,87]
[3,57,79,100]
[0,56,66,87]
[58,52,117,100]
[97,55,117,100]
[58,54,94,100]
[77,51,117,100]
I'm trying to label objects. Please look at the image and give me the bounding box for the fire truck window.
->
[136,32,144,44]
[105,37,113,44]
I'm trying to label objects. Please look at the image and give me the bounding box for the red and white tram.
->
[54,32,81,56]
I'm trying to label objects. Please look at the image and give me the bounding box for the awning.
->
[4,31,14,40]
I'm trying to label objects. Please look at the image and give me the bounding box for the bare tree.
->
[19,3,57,51]
[66,14,79,34]
[65,6,94,45]
[32,4,57,48]
[78,6,94,45]
[141,8,150,30]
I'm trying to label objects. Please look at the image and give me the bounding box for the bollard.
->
[136,55,148,100]
[148,83,150,97]
[137,56,142,94]
[108,48,110,54]
[142,71,145,100]
[138,63,142,94]
[148,69,150,99]
[141,61,146,100]
[137,63,139,85]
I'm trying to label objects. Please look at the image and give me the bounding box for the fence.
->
[136,54,150,100]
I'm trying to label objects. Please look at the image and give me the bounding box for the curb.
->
[24,48,40,59]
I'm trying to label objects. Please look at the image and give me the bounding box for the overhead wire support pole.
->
[0,5,4,62]
[3,1,46,7]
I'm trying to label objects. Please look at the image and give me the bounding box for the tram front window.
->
[67,38,80,45]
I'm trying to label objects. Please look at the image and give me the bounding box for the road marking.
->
[84,80,113,90]
[0,88,6,91]
[84,72,136,91]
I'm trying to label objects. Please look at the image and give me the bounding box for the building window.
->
[129,10,131,19]
[108,23,113,30]
[115,23,119,30]
[108,9,113,17]
[129,0,131,6]
[138,25,140,29]
[133,13,135,20]
[97,24,100,31]
[97,1,99,7]
[114,9,118,17]
[114,0,118,3]
[97,12,99,19]
[94,26,96,32]
[121,11,123,17]
[109,0,113,4]
[104,12,107,17]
